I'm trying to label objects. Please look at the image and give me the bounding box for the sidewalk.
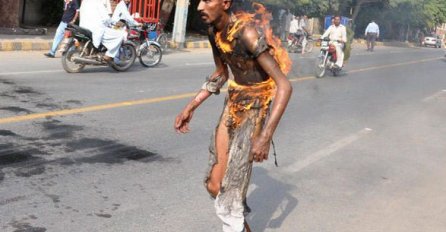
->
[0,27,211,52]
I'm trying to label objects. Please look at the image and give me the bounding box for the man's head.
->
[197,0,232,25]
[124,0,131,4]
[333,15,341,26]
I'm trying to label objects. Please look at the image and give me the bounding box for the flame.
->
[214,3,292,75]
[227,78,276,128]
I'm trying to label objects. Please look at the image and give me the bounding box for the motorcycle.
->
[60,23,137,73]
[314,38,343,78]
[127,23,163,67]
[287,33,314,53]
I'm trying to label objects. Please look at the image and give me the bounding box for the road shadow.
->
[0,119,172,182]
[247,167,298,231]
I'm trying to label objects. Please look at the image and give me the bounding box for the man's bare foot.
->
[244,220,251,232]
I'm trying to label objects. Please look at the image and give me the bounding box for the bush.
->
[344,26,354,62]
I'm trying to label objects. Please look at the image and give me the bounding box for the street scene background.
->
[2,0,446,231]
[1,44,446,231]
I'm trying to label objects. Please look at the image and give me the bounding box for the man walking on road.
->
[44,0,79,58]
[365,20,379,52]
[174,1,292,231]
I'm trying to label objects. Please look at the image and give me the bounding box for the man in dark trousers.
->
[44,0,79,58]
[364,20,380,52]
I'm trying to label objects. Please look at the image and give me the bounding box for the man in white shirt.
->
[321,15,347,68]
[365,20,379,51]
[298,15,309,54]
[112,0,140,26]
[288,16,299,46]
[80,0,127,61]
[101,0,113,16]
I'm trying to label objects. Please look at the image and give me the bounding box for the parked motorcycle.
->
[287,33,314,53]
[127,23,162,67]
[60,24,136,73]
[314,38,342,78]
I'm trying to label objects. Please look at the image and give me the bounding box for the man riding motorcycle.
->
[112,0,141,27]
[321,15,347,69]
[79,0,127,62]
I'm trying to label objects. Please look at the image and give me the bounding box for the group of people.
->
[288,14,310,54]
[279,10,310,54]
[44,0,140,60]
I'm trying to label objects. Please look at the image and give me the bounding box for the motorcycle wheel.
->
[110,43,137,72]
[287,44,293,53]
[305,40,314,53]
[61,45,85,73]
[156,33,168,51]
[139,43,162,67]
[314,55,326,78]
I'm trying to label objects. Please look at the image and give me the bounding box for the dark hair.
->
[333,15,341,19]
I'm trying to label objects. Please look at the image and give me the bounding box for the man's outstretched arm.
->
[174,37,229,133]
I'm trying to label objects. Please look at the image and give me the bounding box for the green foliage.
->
[258,0,446,39]
[344,26,354,61]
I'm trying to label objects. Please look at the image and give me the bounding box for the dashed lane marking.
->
[282,128,373,174]
[422,89,446,102]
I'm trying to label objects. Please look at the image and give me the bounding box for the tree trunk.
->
[351,1,363,23]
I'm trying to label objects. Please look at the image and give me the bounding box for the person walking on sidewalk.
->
[174,1,292,231]
[44,0,79,58]
[365,20,379,52]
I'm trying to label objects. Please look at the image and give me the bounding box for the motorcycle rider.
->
[288,15,299,46]
[79,0,127,62]
[321,15,347,69]
[112,0,141,27]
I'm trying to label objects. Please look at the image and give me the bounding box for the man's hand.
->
[174,109,194,133]
[249,135,271,163]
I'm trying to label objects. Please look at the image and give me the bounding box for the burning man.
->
[174,0,292,231]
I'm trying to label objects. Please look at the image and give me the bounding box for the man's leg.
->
[366,33,371,51]
[301,35,307,54]
[335,43,344,67]
[207,120,229,197]
[370,33,376,51]
[209,121,247,232]
[46,21,67,57]
[103,28,127,59]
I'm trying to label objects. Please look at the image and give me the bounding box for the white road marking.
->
[283,128,373,174]
[422,90,446,102]
[1,70,63,76]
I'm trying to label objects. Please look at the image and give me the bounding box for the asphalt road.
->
[1,45,446,232]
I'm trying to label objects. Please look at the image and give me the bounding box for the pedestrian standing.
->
[44,0,79,58]
[365,20,379,51]
[174,0,292,231]
[299,15,309,54]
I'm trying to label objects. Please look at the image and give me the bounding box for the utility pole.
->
[172,0,189,48]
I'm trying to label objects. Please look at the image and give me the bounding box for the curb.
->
[0,40,52,51]
[0,40,211,52]
[0,38,417,52]
[168,41,211,49]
